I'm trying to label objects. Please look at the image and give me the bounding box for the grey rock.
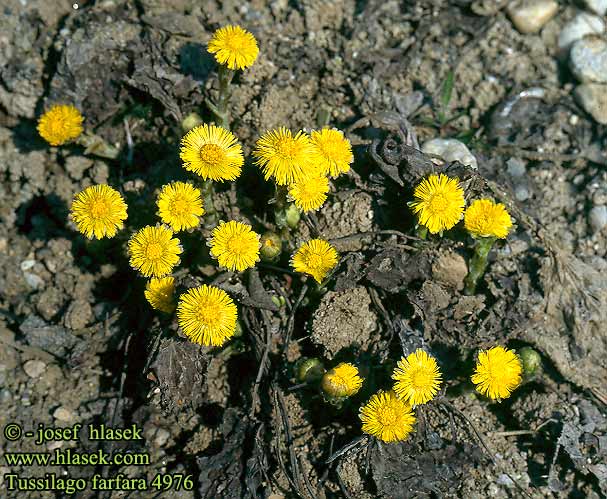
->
[507,0,558,34]
[421,138,478,169]
[64,156,93,180]
[515,185,531,201]
[23,360,46,378]
[506,157,527,177]
[19,315,80,358]
[558,13,605,52]
[584,0,607,15]
[589,205,607,233]
[570,36,607,83]
[574,83,607,124]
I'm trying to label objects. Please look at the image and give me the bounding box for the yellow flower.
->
[207,25,259,70]
[288,174,329,212]
[37,104,83,146]
[70,184,127,239]
[253,128,316,185]
[177,285,238,346]
[157,182,204,232]
[310,128,353,177]
[144,277,176,313]
[409,173,465,234]
[471,346,522,401]
[464,199,513,239]
[392,349,442,406]
[359,390,416,443]
[180,124,244,182]
[291,239,339,283]
[128,226,182,277]
[209,220,261,272]
[321,363,364,398]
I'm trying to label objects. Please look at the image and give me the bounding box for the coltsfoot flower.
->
[291,239,339,283]
[359,390,416,443]
[288,174,329,212]
[37,104,83,146]
[128,226,182,277]
[180,124,244,181]
[409,173,465,234]
[464,199,513,239]
[207,25,259,70]
[321,362,364,399]
[253,128,316,185]
[209,220,261,272]
[471,346,522,401]
[310,128,353,177]
[392,349,442,406]
[144,277,176,313]
[177,285,238,346]
[70,185,127,239]
[157,182,204,232]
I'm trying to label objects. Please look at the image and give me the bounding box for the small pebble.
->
[558,13,604,52]
[570,36,607,83]
[23,360,46,379]
[53,406,75,422]
[589,205,607,233]
[23,272,44,290]
[584,0,607,15]
[421,138,478,169]
[154,428,171,447]
[574,83,607,124]
[515,185,531,201]
[507,0,558,34]
[506,157,526,177]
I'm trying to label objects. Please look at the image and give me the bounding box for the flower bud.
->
[295,357,325,384]
[181,112,204,133]
[284,203,301,229]
[518,346,542,379]
[321,363,364,400]
[260,231,282,261]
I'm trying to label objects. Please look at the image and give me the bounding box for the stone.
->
[558,13,604,52]
[53,407,75,422]
[20,315,81,357]
[507,0,558,34]
[23,360,46,378]
[574,83,607,124]
[515,185,531,201]
[570,36,607,83]
[421,138,478,169]
[506,157,526,177]
[589,205,607,233]
[584,0,607,15]
[64,156,93,180]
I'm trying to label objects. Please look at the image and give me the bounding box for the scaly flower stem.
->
[200,179,219,228]
[464,236,495,295]
[212,65,234,129]
[274,184,289,229]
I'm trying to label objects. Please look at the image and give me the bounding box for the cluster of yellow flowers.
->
[409,173,513,238]
[352,347,522,443]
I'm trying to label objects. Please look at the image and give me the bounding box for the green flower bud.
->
[260,231,282,261]
[285,203,301,229]
[518,346,542,379]
[295,357,325,384]
[181,112,204,133]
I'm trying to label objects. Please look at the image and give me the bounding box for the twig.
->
[283,283,308,353]
[326,436,368,464]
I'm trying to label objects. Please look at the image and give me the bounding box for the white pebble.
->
[570,36,607,83]
[584,0,607,15]
[421,138,478,169]
[23,360,46,379]
[558,13,604,52]
[507,0,558,34]
[53,407,75,422]
[574,83,607,124]
[589,205,607,233]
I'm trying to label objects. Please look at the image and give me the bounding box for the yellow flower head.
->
[157,182,204,232]
[128,226,182,277]
[291,239,339,283]
[207,25,259,70]
[392,349,442,406]
[180,124,244,182]
[321,362,364,398]
[289,174,329,212]
[37,104,83,146]
[359,390,416,443]
[471,346,522,401]
[177,285,238,346]
[70,184,127,239]
[144,277,176,313]
[253,128,316,185]
[310,128,353,177]
[409,173,465,234]
[464,199,513,239]
[209,220,261,272]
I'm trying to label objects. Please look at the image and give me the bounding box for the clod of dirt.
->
[432,249,468,291]
[366,249,432,293]
[19,314,82,358]
[312,286,377,357]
